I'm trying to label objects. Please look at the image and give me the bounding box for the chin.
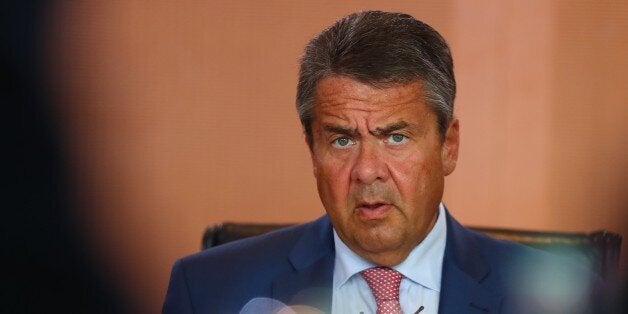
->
[355,227,406,254]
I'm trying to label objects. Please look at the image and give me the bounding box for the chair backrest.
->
[202,222,621,282]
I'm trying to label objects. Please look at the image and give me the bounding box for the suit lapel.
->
[439,210,503,313]
[272,215,335,313]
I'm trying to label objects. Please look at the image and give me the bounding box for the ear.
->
[441,118,459,176]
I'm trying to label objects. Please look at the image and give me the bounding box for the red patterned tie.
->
[360,267,403,314]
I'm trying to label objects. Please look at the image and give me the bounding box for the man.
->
[163,11,599,314]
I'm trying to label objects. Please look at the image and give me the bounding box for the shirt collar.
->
[332,203,447,292]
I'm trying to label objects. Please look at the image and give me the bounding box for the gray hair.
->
[296,11,456,144]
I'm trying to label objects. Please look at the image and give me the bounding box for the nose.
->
[350,139,390,184]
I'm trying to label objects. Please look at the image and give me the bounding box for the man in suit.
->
[163,11,599,313]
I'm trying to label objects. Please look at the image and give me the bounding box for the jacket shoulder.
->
[467,227,596,278]
[163,218,324,313]
[465,227,602,312]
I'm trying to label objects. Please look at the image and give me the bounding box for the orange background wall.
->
[49,1,628,312]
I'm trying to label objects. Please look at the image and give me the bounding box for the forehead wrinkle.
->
[314,78,424,113]
[316,94,418,120]
[315,99,426,135]
[322,124,358,136]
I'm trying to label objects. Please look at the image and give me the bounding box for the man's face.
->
[309,76,459,266]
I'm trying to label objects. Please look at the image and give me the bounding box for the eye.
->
[387,134,408,145]
[331,137,355,148]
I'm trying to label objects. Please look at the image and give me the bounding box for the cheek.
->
[314,156,353,204]
[389,151,442,199]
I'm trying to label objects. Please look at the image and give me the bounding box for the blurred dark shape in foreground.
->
[3,1,128,312]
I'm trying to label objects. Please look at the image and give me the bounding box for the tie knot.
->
[360,267,403,302]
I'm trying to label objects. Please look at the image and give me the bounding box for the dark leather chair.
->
[202,222,621,282]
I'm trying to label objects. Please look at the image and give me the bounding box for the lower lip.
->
[355,204,393,220]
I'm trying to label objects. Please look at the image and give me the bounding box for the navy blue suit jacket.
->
[163,211,599,313]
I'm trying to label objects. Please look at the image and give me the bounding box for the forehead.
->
[313,76,428,122]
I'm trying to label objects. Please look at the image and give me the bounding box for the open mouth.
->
[359,202,386,209]
[355,202,392,219]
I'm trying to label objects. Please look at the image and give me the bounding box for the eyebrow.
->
[322,121,410,136]
[371,121,409,135]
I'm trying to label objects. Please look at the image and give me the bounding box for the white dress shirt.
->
[331,203,447,314]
